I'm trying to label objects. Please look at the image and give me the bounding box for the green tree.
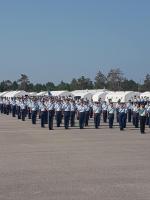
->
[0,80,12,91]
[94,70,106,89]
[11,81,19,90]
[28,83,34,92]
[17,74,30,91]
[142,73,150,91]
[77,76,93,90]
[70,78,79,90]
[34,83,46,92]
[121,79,138,91]
[57,81,70,91]
[0,81,6,92]
[107,68,124,91]
[46,82,56,91]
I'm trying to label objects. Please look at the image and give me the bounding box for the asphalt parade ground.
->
[0,114,150,200]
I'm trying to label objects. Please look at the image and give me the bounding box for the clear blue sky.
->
[0,0,150,84]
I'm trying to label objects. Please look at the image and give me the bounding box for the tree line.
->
[0,68,150,92]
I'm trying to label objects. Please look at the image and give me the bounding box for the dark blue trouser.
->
[28,109,31,119]
[17,106,21,119]
[25,106,28,117]
[134,113,139,128]
[85,111,89,126]
[3,104,5,113]
[108,113,114,128]
[21,109,26,121]
[89,107,93,118]
[41,111,46,127]
[44,111,48,124]
[140,116,146,133]
[116,109,119,122]
[70,111,75,127]
[12,106,16,117]
[128,109,132,122]
[94,113,100,128]
[132,112,135,126]
[56,111,62,127]
[79,112,85,129]
[145,115,149,125]
[124,113,127,128]
[103,110,107,123]
[64,111,70,129]
[6,105,10,115]
[48,110,55,130]
[0,104,3,113]
[32,111,37,124]
[119,113,125,130]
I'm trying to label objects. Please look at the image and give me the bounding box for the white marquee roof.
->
[50,91,73,97]
[37,91,47,96]
[71,90,93,100]
[0,91,29,98]
[37,91,72,97]
[5,91,17,97]
[105,91,140,103]
[28,92,38,97]
[140,92,150,99]
[0,91,10,97]
[92,91,108,102]
[13,91,29,97]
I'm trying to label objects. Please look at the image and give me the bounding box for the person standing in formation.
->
[132,103,140,128]
[77,100,86,129]
[31,99,38,125]
[147,103,150,128]
[70,100,77,127]
[47,98,55,130]
[139,104,147,134]
[84,101,90,126]
[39,99,47,128]
[116,100,121,123]
[145,102,149,126]
[93,101,102,129]
[118,103,126,131]
[11,97,16,117]
[102,101,108,123]
[20,99,26,121]
[62,99,71,129]
[107,102,115,128]
[127,100,132,123]
[27,98,32,119]
[54,99,63,127]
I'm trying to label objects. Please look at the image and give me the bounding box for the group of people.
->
[0,96,150,133]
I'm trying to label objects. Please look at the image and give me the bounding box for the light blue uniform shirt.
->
[78,105,86,113]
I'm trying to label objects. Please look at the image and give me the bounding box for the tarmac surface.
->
[0,114,150,200]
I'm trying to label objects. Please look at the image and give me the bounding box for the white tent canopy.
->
[71,90,93,100]
[37,91,51,97]
[13,91,29,97]
[78,89,107,95]
[37,91,47,96]
[0,91,29,98]
[5,91,17,98]
[0,91,10,97]
[50,91,73,97]
[92,91,108,102]
[28,92,38,97]
[105,91,140,103]
[37,91,73,97]
[140,92,150,99]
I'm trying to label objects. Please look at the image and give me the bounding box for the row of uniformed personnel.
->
[0,97,150,133]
